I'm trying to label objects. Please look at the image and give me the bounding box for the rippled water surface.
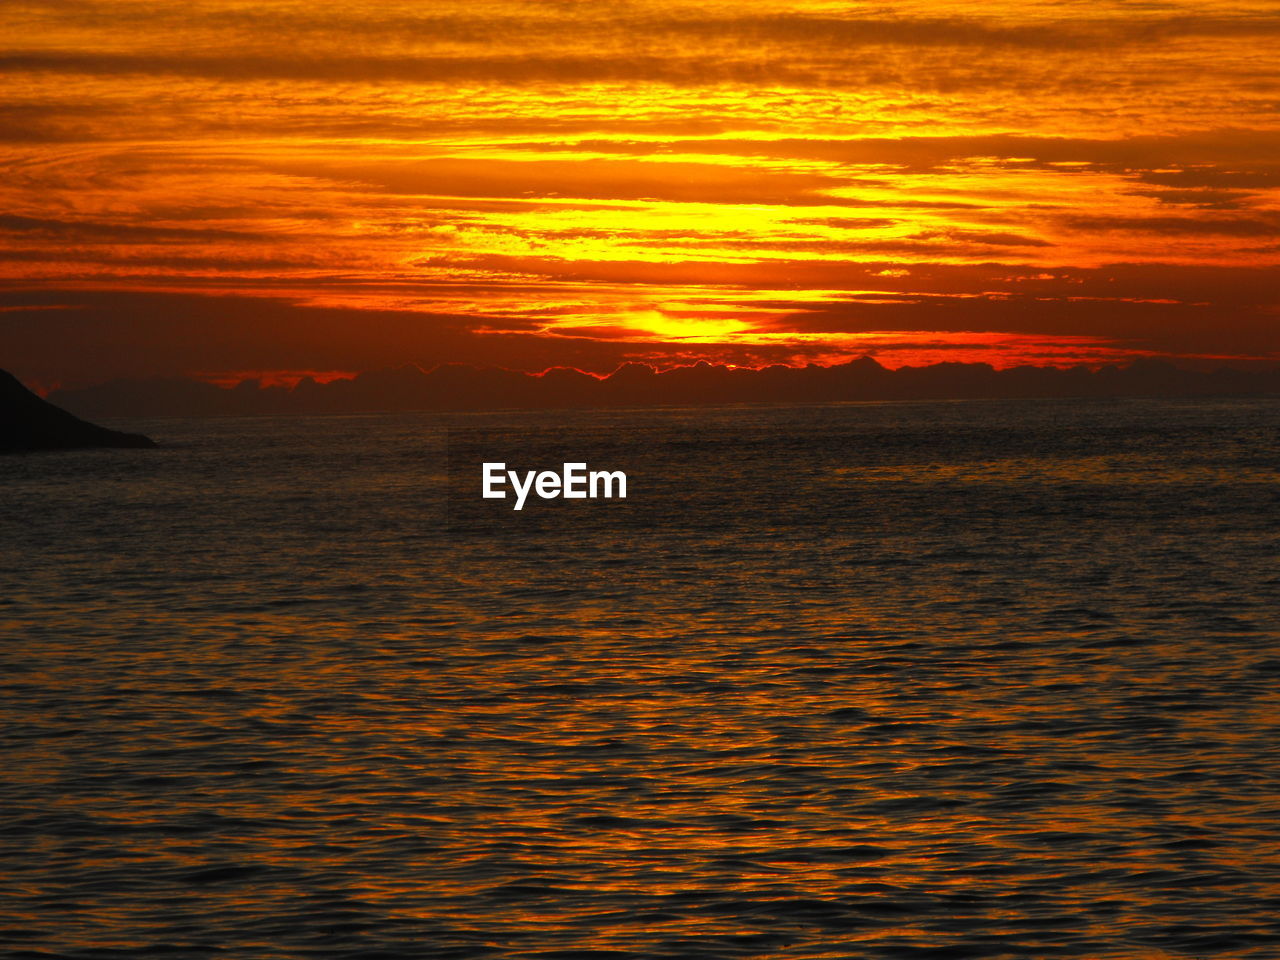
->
[3,398,1280,959]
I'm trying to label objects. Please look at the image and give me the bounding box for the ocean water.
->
[2,397,1279,960]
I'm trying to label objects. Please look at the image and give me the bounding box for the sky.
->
[2,0,1279,389]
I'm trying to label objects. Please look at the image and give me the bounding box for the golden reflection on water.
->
[839,456,1280,485]
[2,401,1279,957]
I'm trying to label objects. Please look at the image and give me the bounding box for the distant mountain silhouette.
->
[45,357,1280,420]
[1,368,156,452]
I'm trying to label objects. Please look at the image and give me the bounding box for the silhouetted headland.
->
[1,368,156,452]
[45,357,1280,419]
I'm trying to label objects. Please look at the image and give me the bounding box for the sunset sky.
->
[3,0,1279,389]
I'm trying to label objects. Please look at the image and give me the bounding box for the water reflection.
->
[2,399,1278,958]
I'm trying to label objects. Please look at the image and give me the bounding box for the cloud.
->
[3,265,1277,391]
[0,214,270,241]
[43,355,1280,420]
[4,1,1279,385]
[259,155,862,206]
[1137,169,1280,190]
[497,130,1280,174]
[1063,214,1280,237]
[0,287,648,385]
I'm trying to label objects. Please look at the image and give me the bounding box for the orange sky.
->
[2,0,1279,387]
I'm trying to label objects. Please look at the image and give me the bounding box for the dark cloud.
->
[15,6,1280,52]
[43,355,1280,421]
[258,156,872,206]
[1137,168,1280,190]
[0,214,270,241]
[0,250,320,271]
[935,230,1053,247]
[3,268,1277,390]
[624,233,1052,255]
[0,52,826,87]
[758,294,1279,359]
[4,286,815,385]
[1063,214,1280,237]
[4,35,1270,95]
[503,130,1280,174]
[1130,188,1253,209]
[5,3,1278,384]
[407,253,1280,307]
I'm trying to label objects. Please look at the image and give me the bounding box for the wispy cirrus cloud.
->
[2,0,1279,384]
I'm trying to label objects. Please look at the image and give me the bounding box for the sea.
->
[2,397,1279,959]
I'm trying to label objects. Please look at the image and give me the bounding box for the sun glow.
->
[3,0,1279,385]
[624,310,753,341]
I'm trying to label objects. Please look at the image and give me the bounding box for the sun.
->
[627,310,751,341]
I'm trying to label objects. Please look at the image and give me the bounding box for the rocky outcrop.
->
[1,368,156,452]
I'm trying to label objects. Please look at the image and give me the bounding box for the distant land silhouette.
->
[1,369,156,452]
[45,357,1280,419]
